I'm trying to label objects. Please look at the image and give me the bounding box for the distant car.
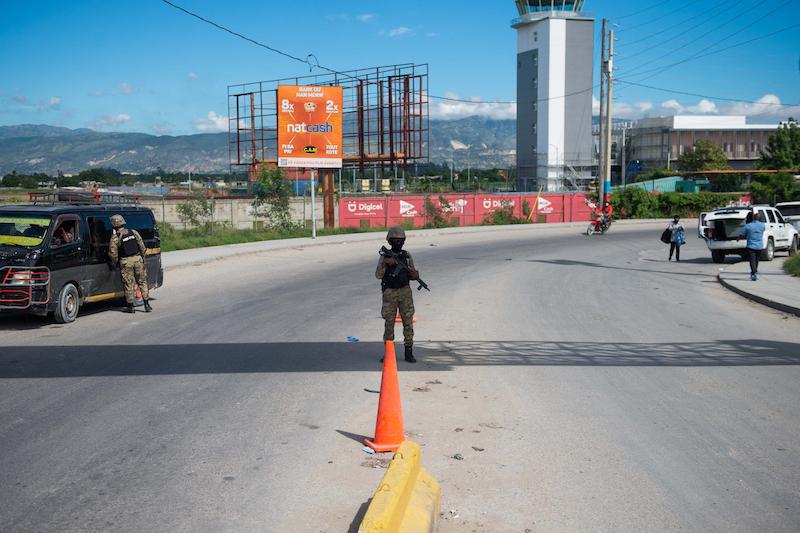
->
[698,205,799,263]
[776,201,800,233]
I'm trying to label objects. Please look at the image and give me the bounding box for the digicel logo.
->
[400,200,418,216]
[286,122,334,133]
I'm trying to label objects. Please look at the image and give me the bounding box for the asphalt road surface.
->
[1,222,798,533]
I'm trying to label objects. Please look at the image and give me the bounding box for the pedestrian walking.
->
[667,215,685,261]
[109,214,152,313]
[741,212,766,281]
[376,227,419,363]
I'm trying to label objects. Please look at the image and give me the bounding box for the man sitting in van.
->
[108,214,152,313]
[51,221,76,246]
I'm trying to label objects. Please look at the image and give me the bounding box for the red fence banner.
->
[338,193,594,229]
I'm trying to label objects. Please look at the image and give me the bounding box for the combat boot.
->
[404,345,416,363]
[125,303,135,314]
[143,299,152,313]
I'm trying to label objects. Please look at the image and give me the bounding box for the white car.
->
[776,201,800,233]
[698,205,799,263]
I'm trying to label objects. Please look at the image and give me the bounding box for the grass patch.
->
[784,255,800,277]
[160,225,384,252]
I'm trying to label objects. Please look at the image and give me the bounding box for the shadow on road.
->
[1,339,799,378]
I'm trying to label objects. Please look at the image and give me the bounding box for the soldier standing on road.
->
[376,227,418,363]
[109,214,152,313]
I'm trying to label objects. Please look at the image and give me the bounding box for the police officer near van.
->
[376,227,419,363]
[109,214,152,313]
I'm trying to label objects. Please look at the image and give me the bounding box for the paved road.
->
[1,223,798,533]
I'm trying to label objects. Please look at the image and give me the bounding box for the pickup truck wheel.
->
[54,283,80,324]
[711,250,725,263]
[760,238,775,261]
[789,236,798,256]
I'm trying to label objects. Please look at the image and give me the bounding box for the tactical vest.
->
[382,250,410,290]
[119,231,140,257]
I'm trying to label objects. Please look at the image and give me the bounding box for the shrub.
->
[785,255,800,277]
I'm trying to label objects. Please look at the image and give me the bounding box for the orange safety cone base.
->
[363,437,403,453]
[364,341,405,453]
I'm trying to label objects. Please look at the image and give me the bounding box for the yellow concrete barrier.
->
[359,441,441,533]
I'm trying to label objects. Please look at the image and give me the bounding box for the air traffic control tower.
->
[512,1,594,191]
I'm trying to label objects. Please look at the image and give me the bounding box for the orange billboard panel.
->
[277,85,343,168]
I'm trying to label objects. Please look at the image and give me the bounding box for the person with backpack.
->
[666,215,685,261]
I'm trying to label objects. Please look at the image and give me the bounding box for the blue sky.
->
[1,0,798,135]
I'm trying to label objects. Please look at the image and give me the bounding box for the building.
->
[627,116,779,175]
[512,1,594,192]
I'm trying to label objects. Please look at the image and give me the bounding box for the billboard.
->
[277,85,343,168]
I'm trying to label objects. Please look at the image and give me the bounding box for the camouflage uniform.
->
[109,226,149,304]
[376,249,416,346]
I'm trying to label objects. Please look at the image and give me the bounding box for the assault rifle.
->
[379,246,430,291]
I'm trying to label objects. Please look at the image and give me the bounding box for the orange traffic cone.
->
[364,341,405,453]
[395,310,417,324]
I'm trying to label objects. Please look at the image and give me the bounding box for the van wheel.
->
[760,238,775,261]
[790,236,798,256]
[54,283,80,324]
[711,250,725,263]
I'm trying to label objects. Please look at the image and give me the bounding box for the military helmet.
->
[110,214,126,228]
[387,227,406,239]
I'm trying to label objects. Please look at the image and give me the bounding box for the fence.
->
[338,193,593,228]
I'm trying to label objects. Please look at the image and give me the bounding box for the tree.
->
[749,173,800,204]
[676,140,730,172]
[176,194,213,229]
[252,167,295,230]
[758,117,800,170]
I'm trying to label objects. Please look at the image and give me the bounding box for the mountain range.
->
[0,117,518,175]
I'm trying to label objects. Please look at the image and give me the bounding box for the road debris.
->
[452,453,464,460]
[362,446,375,455]
[454,427,464,432]
[471,446,485,452]
[361,457,391,469]
[346,336,359,342]
[413,386,431,392]
[426,379,443,385]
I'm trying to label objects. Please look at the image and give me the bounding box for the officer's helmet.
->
[387,227,406,240]
[110,214,126,228]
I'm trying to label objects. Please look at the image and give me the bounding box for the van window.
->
[0,215,51,247]
[124,212,157,241]
[50,217,80,248]
[87,216,113,263]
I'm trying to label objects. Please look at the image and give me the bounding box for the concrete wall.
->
[140,197,332,230]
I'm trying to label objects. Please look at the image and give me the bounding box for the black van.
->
[0,202,163,322]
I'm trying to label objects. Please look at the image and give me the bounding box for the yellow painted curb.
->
[359,441,441,533]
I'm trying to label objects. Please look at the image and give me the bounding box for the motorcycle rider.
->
[601,201,613,228]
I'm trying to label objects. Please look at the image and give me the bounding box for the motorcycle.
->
[586,213,611,235]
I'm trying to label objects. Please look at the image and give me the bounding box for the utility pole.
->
[603,29,614,205]
[598,18,606,203]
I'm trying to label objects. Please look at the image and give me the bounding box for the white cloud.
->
[387,26,411,37]
[89,90,106,97]
[600,93,799,122]
[9,94,61,111]
[425,32,440,38]
[91,114,131,129]
[46,96,61,109]
[357,14,375,22]
[430,92,516,120]
[194,111,228,132]
[11,95,31,106]
[187,71,199,81]
[119,82,134,95]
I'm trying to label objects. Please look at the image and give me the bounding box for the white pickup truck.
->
[698,205,799,263]
[776,201,800,233]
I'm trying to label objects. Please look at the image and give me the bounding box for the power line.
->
[614,0,673,20]
[160,0,592,106]
[614,0,696,34]
[621,17,800,82]
[616,0,731,45]
[617,81,800,107]
[619,0,752,67]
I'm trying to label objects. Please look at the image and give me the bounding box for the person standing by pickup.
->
[741,212,766,281]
